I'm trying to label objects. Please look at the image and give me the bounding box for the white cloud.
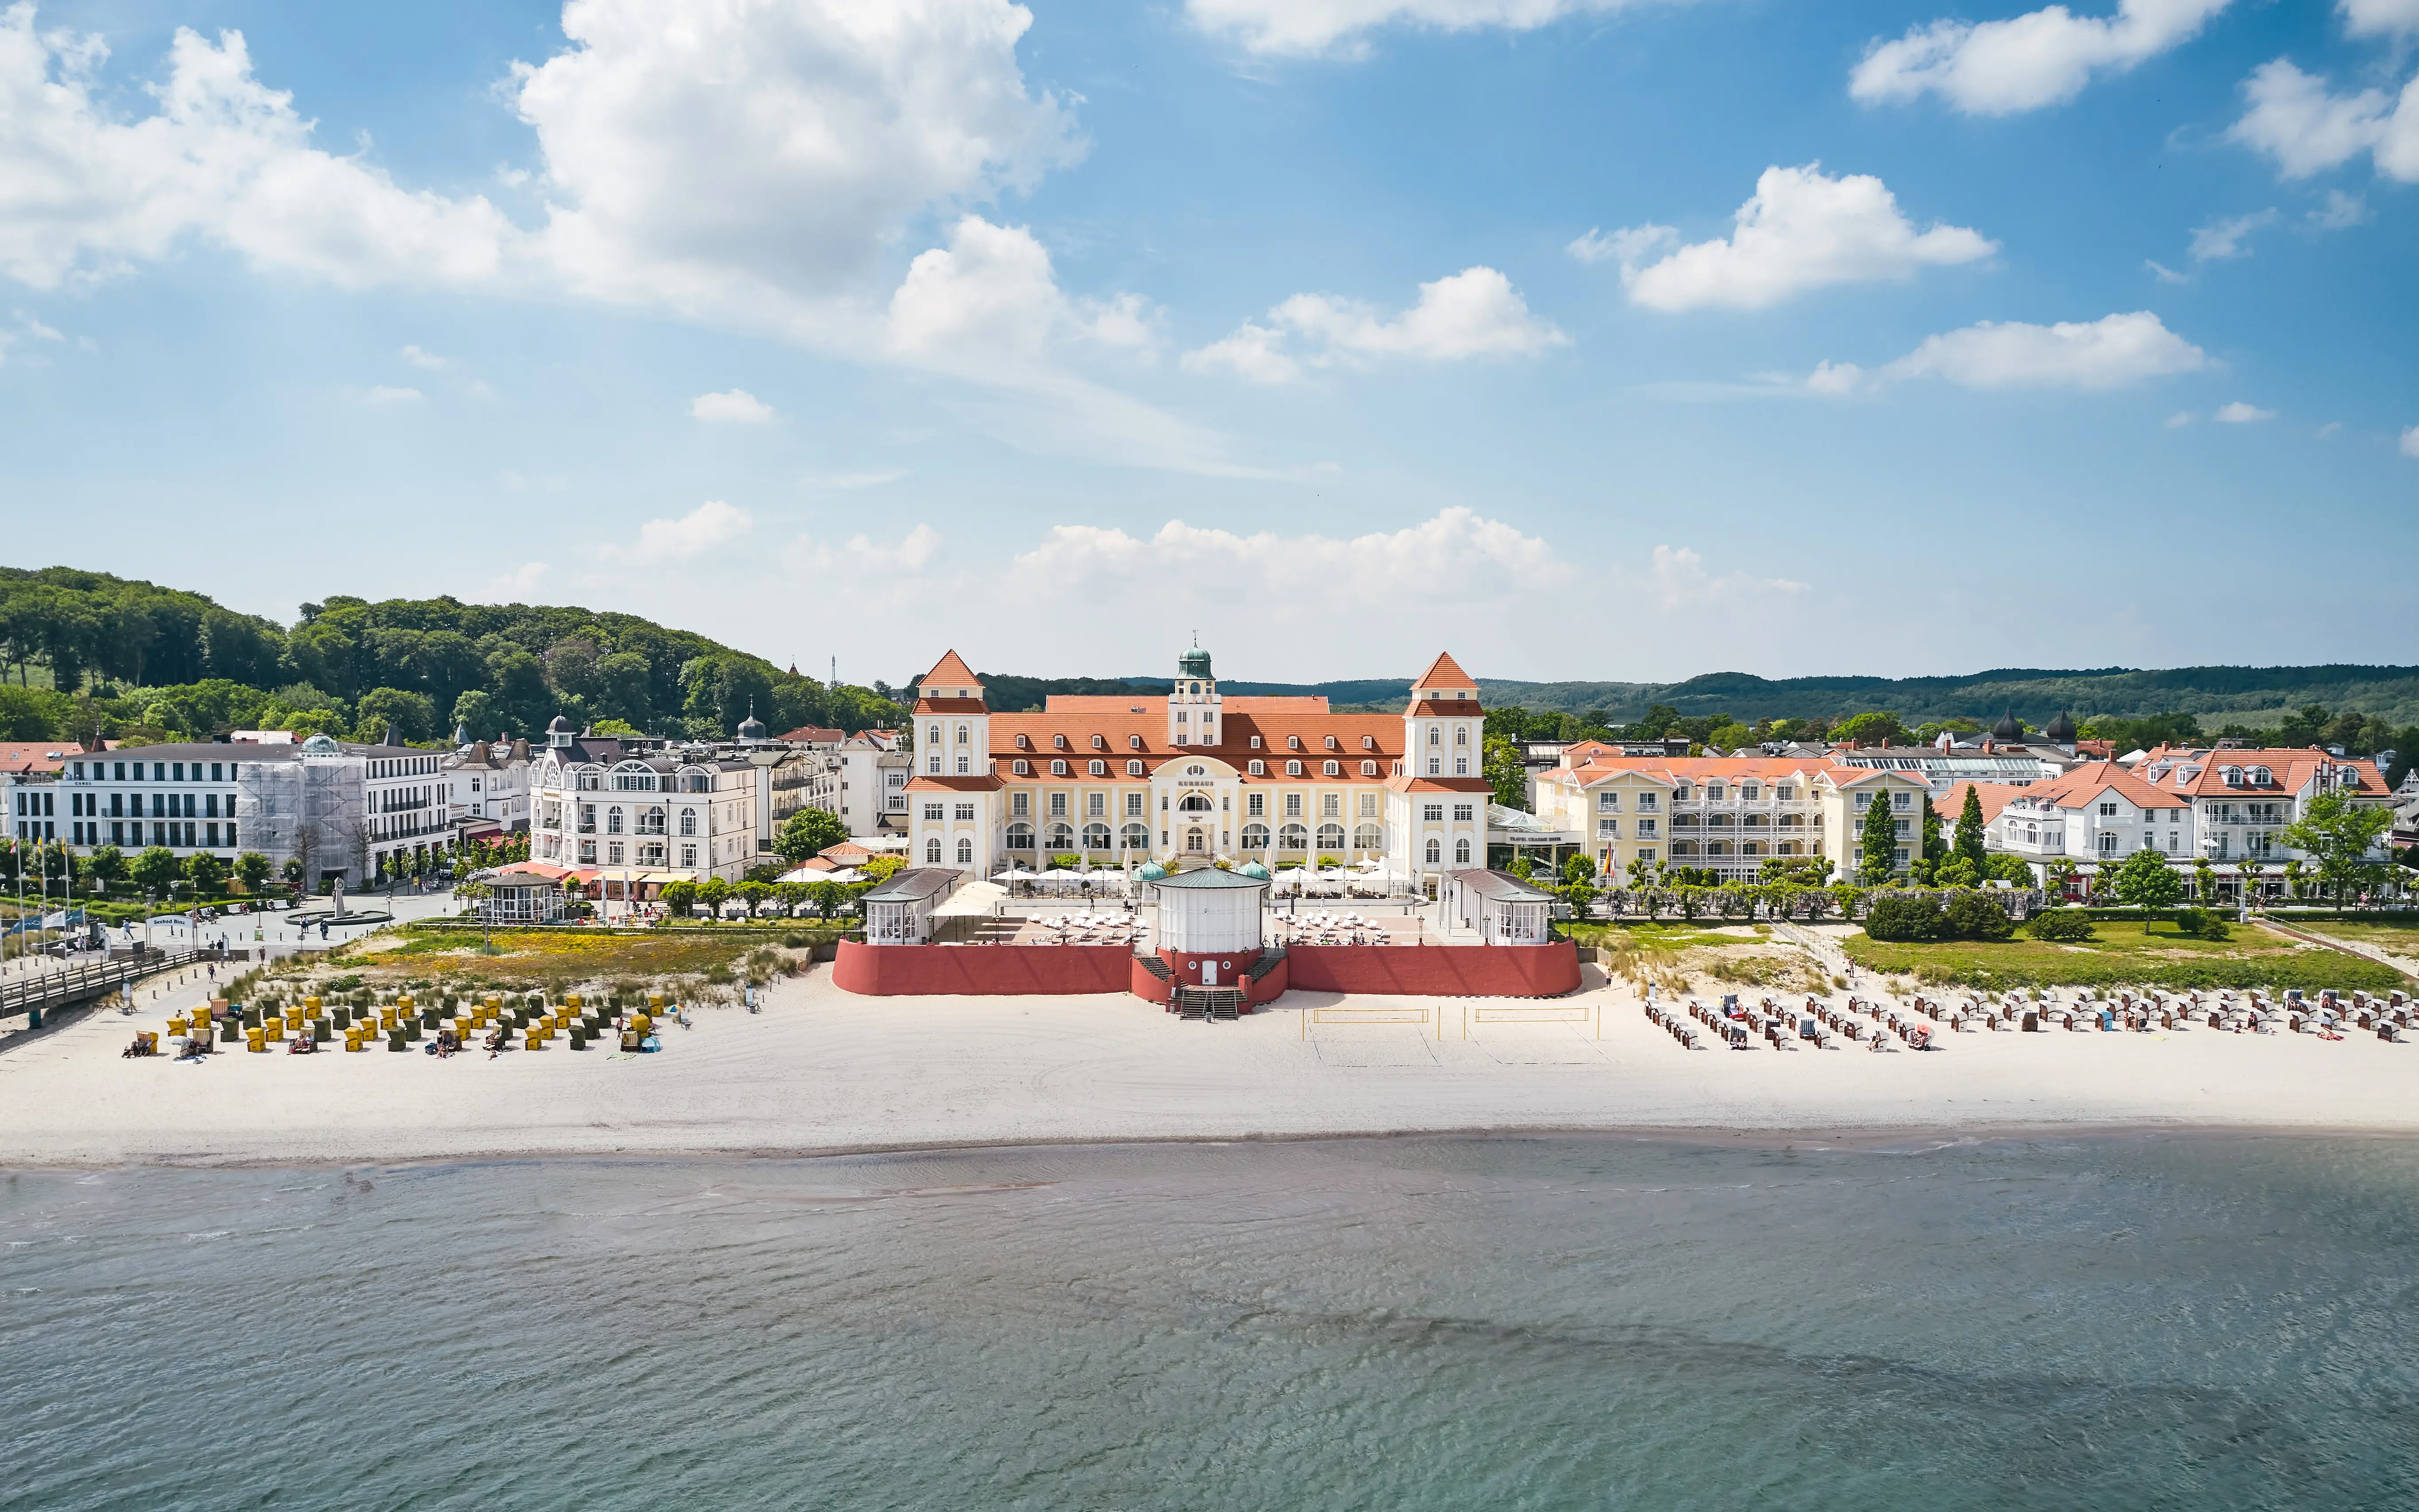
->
[2309,188,2372,229]
[1014,508,1571,607]
[515,0,1079,317]
[2342,0,2419,38]
[1606,164,1994,312]
[2146,258,2189,283]
[482,561,550,601]
[2214,400,2274,422]
[1566,224,1679,266]
[1185,266,1564,383]
[366,385,423,404]
[400,343,444,369]
[1638,545,1805,610]
[2227,58,2419,181]
[690,388,775,423]
[0,9,516,291]
[2166,409,2195,427]
[785,522,943,574]
[1184,0,1640,58]
[1804,360,1865,396]
[886,214,1157,369]
[604,498,752,563]
[1852,0,2231,115]
[1820,310,2209,391]
[2188,208,2277,261]
[14,306,59,340]
[2318,420,2342,437]
[2402,425,2419,457]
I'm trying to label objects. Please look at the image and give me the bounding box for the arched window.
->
[1053,733,1067,750]
[1048,822,1075,850]
[1121,822,1149,850]
[927,725,940,747]
[1278,822,1309,851]
[1424,838,1441,864]
[1362,735,1376,750]
[1127,760,1145,776]
[956,838,973,864]
[1322,760,1340,776]
[1129,734,1143,750]
[1178,792,1213,814]
[1707,781,1726,799]
[1454,838,1471,864]
[1052,760,1068,775]
[1082,822,1111,849]
[1286,760,1303,776]
[1455,726,1468,746]
[1242,822,1270,850]
[1324,735,1339,750]
[1353,823,1382,850]
[1247,760,1265,775]
[607,807,624,834]
[1016,733,1030,750]
[953,725,967,746]
[1013,760,1029,775]
[1361,760,1378,776]
[1741,782,1761,800]
[1089,760,1106,776]
[1287,735,1302,751]
[1007,823,1034,850]
[1091,734,1106,750]
[1317,823,1345,851]
[926,838,942,863]
[1428,727,1440,746]
[679,810,697,836]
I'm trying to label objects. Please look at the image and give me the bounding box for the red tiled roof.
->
[0,742,74,772]
[777,725,845,744]
[1935,780,2027,828]
[1410,651,1478,692]
[917,650,980,691]
[2141,747,2388,800]
[911,698,989,715]
[2019,763,2182,812]
[904,773,1004,792]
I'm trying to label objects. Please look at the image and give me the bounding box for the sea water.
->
[4,1135,2415,1511]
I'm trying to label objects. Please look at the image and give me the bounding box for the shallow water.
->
[4,1134,2416,1511]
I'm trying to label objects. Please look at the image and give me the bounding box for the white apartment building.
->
[2137,747,2392,868]
[444,737,533,834]
[835,730,911,836]
[1991,764,2190,866]
[523,719,768,888]
[49,735,447,885]
[1531,754,1935,882]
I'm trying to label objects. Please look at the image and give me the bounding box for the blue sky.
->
[1,0,2413,685]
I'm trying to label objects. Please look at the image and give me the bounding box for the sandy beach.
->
[5,958,2416,1167]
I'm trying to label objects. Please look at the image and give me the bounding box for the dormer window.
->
[1091,734,1106,750]
[1248,760,1266,775]
[1052,760,1068,776]
[1288,735,1302,751]
[1016,733,1030,750]
[1286,760,1303,776]
[2222,766,2243,786]
[2248,765,2271,785]
[1013,759,1029,775]
[1089,760,1106,776]
[1324,736,1339,751]
[1675,782,1692,800]
[1316,760,1335,775]
[1249,736,1262,749]
[1053,734,1067,750]
[1361,736,1375,751]
[1126,760,1145,776]
[1128,734,1143,750]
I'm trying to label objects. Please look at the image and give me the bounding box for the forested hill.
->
[0,566,901,747]
[1099,666,2419,727]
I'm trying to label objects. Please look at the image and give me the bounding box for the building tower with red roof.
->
[906,650,1005,875]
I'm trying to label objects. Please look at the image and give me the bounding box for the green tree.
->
[1858,791,1899,885]
[2279,791,2394,914]
[1706,721,1756,752]
[182,850,228,897]
[861,854,905,884]
[808,879,846,920]
[1933,855,1980,889]
[2277,704,2333,748]
[659,879,698,917]
[354,686,437,744]
[1954,786,1988,871]
[129,844,180,898]
[2110,847,2183,909]
[450,689,499,739]
[1482,735,1527,811]
[1834,710,1907,748]
[697,875,733,916]
[229,850,272,895]
[85,843,126,896]
[1506,854,1533,881]
[592,718,643,737]
[775,807,850,863]
[1562,853,1597,885]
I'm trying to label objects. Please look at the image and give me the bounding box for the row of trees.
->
[0,568,906,748]
[0,838,278,904]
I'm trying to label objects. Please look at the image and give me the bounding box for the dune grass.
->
[1843,920,2404,991]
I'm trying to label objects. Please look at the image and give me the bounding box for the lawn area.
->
[1567,921,1757,952]
[1843,920,2407,991]
[304,924,847,992]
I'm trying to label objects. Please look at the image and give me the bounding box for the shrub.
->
[1940,888,2014,942]
[2026,910,2097,942]
[1863,893,1941,942]
[2171,908,2231,941]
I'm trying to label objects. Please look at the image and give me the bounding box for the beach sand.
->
[5,960,2416,1167]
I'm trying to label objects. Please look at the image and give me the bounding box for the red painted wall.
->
[1285,942,1582,998]
[1131,956,1173,1005]
[832,940,1137,997]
